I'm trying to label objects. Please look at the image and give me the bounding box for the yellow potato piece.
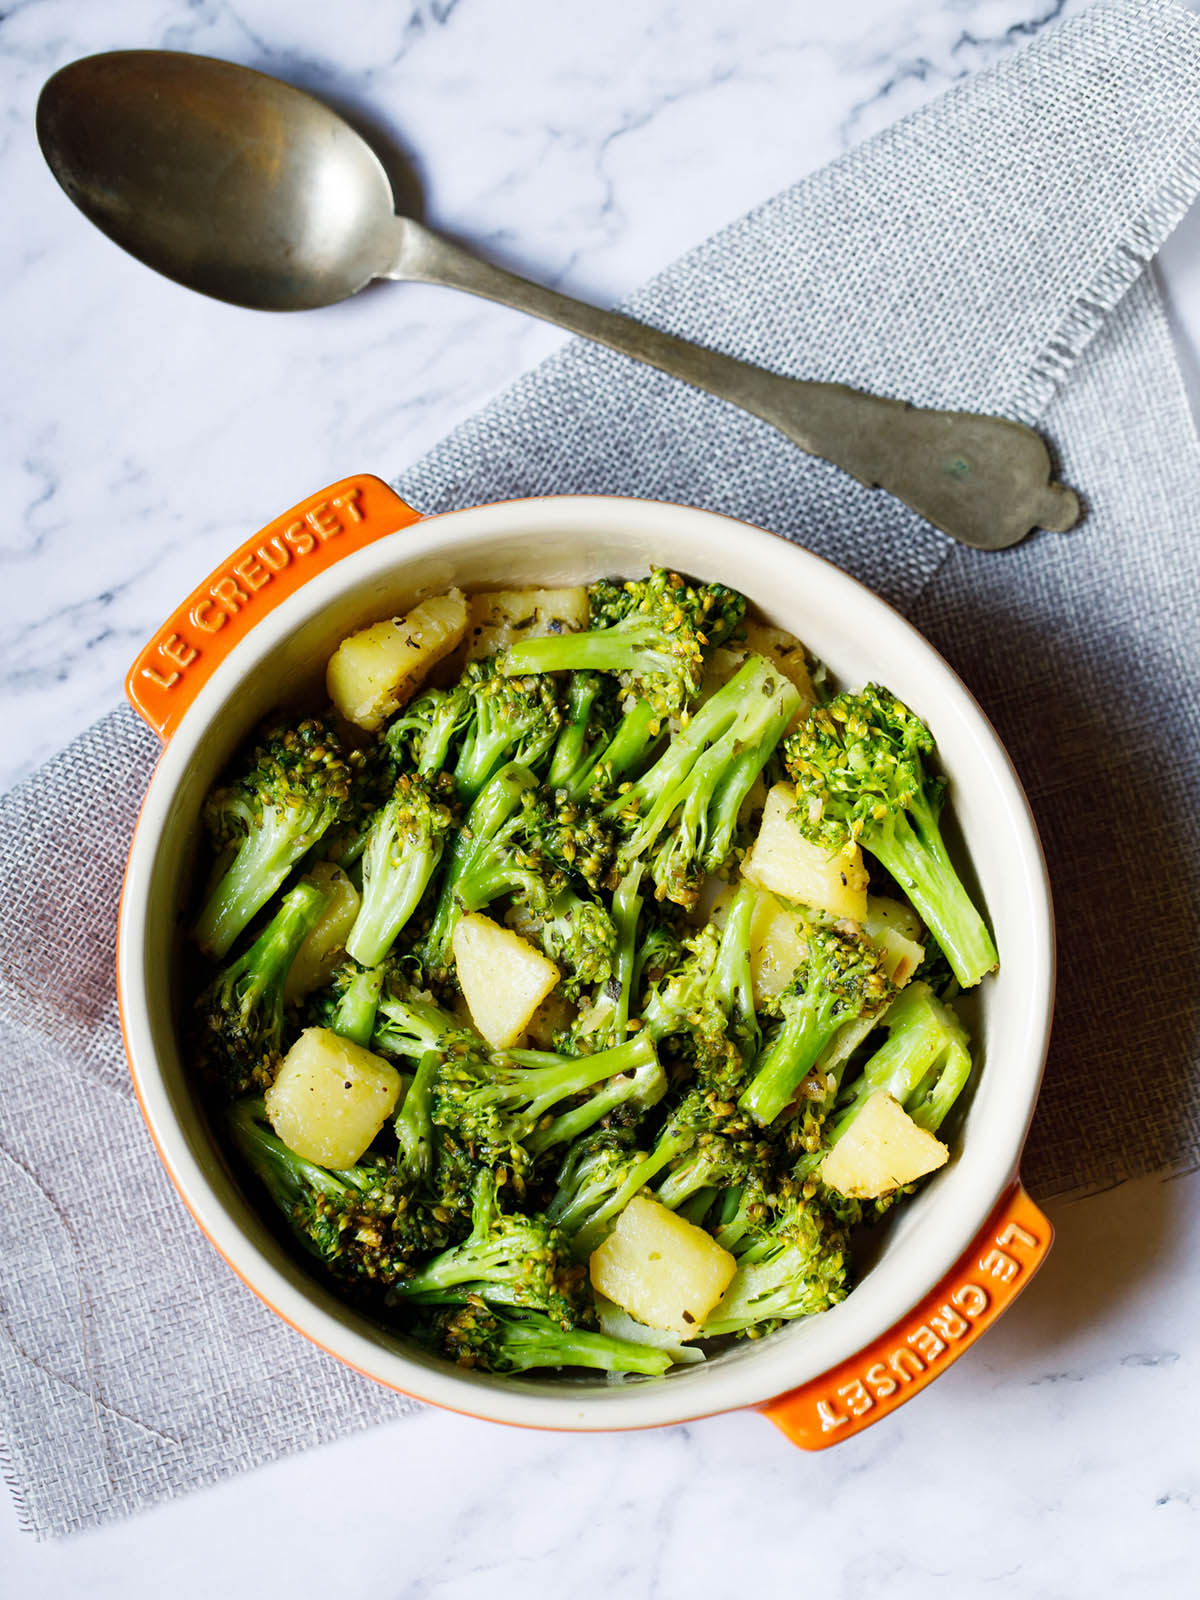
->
[821,1091,949,1199]
[465,587,589,660]
[265,1027,402,1168]
[741,783,868,922]
[589,1195,736,1336]
[283,862,362,1005]
[864,897,925,988]
[747,890,810,1003]
[452,912,560,1049]
[326,589,468,731]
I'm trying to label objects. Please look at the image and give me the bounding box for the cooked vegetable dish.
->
[186,571,996,1378]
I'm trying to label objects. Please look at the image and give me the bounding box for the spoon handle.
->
[386,218,1077,551]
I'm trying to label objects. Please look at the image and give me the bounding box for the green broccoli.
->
[606,654,802,907]
[784,685,998,988]
[390,1170,588,1325]
[421,763,541,975]
[193,717,353,958]
[825,980,973,1146]
[452,662,563,801]
[701,1192,851,1338]
[433,1030,665,1174]
[499,570,744,722]
[327,961,386,1048]
[435,1303,673,1376]
[738,923,893,1126]
[228,1098,450,1289]
[385,683,473,777]
[344,772,457,967]
[195,878,330,1097]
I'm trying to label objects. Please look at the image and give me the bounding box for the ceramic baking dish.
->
[117,474,1054,1448]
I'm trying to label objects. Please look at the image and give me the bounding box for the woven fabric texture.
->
[3,0,1199,1538]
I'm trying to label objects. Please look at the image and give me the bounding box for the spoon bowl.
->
[37,51,397,310]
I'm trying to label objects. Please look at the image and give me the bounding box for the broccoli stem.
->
[228,1097,349,1222]
[501,1030,660,1128]
[828,982,972,1143]
[714,880,761,1055]
[501,625,671,680]
[737,987,846,1126]
[346,807,449,968]
[395,1049,439,1184]
[330,964,385,1047]
[562,698,662,800]
[608,865,645,1043]
[526,1046,666,1157]
[423,764,538,970]
[547,674,605,791]
[194,827,322,961]
[862,801,998,990]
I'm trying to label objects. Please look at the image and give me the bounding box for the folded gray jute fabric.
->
[3,0,1200,1539]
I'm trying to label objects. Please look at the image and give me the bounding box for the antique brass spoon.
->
[36,50,1078,549]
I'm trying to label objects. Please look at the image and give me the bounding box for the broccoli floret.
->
[637,888,760,1094]
[738,923,893,1126]
[385,683,473,777]
[372,982,486,1066]
[515,887,618,1000]
[452,663,563,801]
[433,1031,665,1175]
[390,1170,588,1325]
[435,1303,673,1376]
[784,685,998,988]
[194,879,330,1097]
[228,1098,450,1289]
[827,980,973,1145]
[193,717,353,958]
[525,789,614,892]
[606,654,802,907]
[701,1192,850,1339]
[546,1131,646,1254]
[500,570,744,723]
[328,961,386,1048]
[421,763,542,976]
[651,1097,772,1215]
[561,865,647,1053]
[344,772,457,967]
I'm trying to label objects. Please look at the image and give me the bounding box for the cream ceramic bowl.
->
[117,477,1054,1449]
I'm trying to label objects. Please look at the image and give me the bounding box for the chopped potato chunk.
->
[327,589,467,731]
[864,897,926,988]
[265,1027,402,1168]
[589,1195,736,1336]
[821,1091,949,1198]
[466,587,589,660]
[741,783,868,921]
[746,888,810,1003]
[283,862,362,1004]
[452,912,560,1049]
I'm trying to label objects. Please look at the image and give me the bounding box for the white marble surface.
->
[3,0,1199,1589]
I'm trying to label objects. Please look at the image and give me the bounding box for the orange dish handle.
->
[763,1179,1051,1449]
[126,475,422,741]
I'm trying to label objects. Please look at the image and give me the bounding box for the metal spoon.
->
[36,50,1078,550]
